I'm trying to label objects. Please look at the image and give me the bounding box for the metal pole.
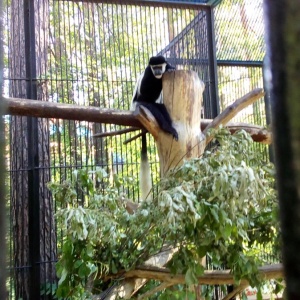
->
[262,56,274,162]
[0,0,7,296]
[23,0,40,298]
[264,1,300,298]
[206,7,220,118]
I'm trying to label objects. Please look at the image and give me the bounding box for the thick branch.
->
[2,96,141,127]
[101,248,178,299]
[203,88,265,145]
[137,282,173,300]
[102,263,282,299]
[201,120,272,144]
[123,263,283,286]
[222,284,248,300]
[3,96,271,144]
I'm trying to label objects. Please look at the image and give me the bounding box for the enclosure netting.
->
[214,0,266,126]
[3,0,271,299]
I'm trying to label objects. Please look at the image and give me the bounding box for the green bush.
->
[48,128,279,299]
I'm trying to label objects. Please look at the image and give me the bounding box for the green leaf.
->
[113,173,121,188]
[210,207,219,222]
[196,246,208,258]
[241,291,248,300]
[185,268,197,285]
[194,264,205,276]
[62,240,74,255]
[78,263,90,279]
[111,260,118,274]
[74,259,83,269]
[222,223,232,239]
[58,268,68,285]
[95,167,108,181]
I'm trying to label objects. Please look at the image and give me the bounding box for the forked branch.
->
[203,88,265,145]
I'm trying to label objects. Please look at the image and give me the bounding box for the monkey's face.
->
[150,63,167,79]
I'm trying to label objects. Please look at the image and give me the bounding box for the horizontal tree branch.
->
[93,127,140,138]
[201,120,272,144]
[123,263,283,286]
[2,96,141,127]
[101,247,178,299]
[2,96,271,144]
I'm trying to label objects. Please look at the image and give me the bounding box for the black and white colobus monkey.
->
[131,56,178,200]
[131,55,178,140]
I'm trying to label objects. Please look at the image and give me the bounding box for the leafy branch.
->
[48,127,280,299]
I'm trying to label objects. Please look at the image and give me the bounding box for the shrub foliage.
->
[48,128,279,299]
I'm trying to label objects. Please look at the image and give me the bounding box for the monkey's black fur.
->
[132,55,178,140]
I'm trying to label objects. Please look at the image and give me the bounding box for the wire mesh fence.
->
[214,0,266,122]
[214,0,270,160]
[2,0,275,299]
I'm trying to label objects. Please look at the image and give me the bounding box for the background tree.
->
[9,0,56,298]
[0,0,6,296]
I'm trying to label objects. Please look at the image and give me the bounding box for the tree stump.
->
[136,70,206,176]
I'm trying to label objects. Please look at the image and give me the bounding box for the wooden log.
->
[2,96,141,127]
[2,96,271,144]
[160,70,206,174]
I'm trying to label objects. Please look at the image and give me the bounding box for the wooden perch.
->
[101,247,179,299]
[201,120,272,144]
[2,96,271,144]
[2,96,141,127]
[122,263,283,286]
[94,121,271,144]
[103,263,283,300]
[123,131,144,145]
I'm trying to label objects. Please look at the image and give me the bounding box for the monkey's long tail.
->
[140,133,152,201]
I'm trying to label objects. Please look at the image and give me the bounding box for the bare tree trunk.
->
[10,1,30,297]
[136,71,206,175]
[9,0,56,298]
[34,0,57,289]
[0,0,7,295]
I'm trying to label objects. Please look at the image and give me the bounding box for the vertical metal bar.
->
[0,0,7,295]
[23,0,40,298]
[263,57,274,162]
[206,7,219,118]
[264,1,300,298]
